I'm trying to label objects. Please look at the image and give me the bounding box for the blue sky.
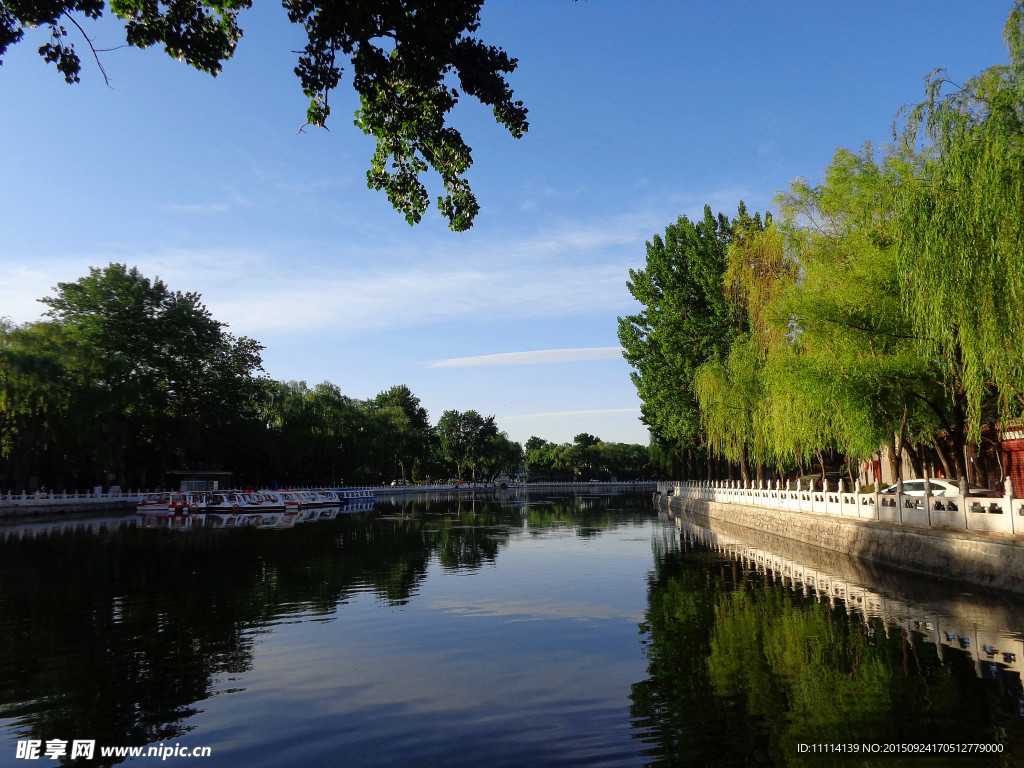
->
[0,1,1014,446]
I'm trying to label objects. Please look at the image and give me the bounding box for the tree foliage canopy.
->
[892,0,1024,435]
[435,408,520,480]
[623,4,1024,485]
[617,206,737,456]
[1,0,531,231]
[523,434,654,480]
[0,265,660,491]
[34,263,265,477]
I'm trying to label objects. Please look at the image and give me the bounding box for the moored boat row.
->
[136,488,375,518]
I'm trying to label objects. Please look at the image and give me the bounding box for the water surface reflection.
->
[6,493,1024,766]
[632,510,1024,766]
[0,492,657,766]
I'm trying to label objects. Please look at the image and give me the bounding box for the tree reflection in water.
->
[11,494,1021,767]
[631,525,1024,766]
[0,493,655,762]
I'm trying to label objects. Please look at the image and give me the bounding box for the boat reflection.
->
[135,505,375,530]
[1,501,378,541]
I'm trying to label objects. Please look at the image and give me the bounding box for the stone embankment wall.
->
[659,493,1024,595]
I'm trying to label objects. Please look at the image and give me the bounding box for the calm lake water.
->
[3,490,1024,766]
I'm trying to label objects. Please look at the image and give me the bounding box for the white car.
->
[881,478,990,497]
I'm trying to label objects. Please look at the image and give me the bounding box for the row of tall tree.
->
[1,263,655,491]
[0,264,528,490]
[620,2,1024,486]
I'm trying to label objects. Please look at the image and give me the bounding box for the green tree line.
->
[620,1,1024,487]
[523,433,653,481]
[1,263,653,491]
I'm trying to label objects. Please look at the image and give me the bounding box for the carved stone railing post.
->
[922,477,932,526]
[1006,476,1019,534]
[959,476,969,530]
[894,478,903,524]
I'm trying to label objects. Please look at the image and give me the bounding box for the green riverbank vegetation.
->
[0,264,654,491]
[619,2,1024,487]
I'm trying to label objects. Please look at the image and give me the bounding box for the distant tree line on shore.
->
[524,434,652,481]
[0,264,654,491]
[619,3,1024,487]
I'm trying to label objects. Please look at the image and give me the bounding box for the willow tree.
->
[0,320,102,488]
[0,320,60,462]
[694,335,765,483]
[696,145,969,484]
[476,432,523,481]
[370,385,432,481]
[693,209,790,483]
[435,409,500,481]
[759,147,954,482]
[893,0,1024,441]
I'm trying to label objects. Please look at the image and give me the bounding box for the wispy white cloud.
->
[162,202,233,214]
[198,255,637,335]
[0,250,636,336]
[160,191,255,215]
[2,191,762,337]
[0,222,642,336]
[506,408,641,421]
[427,347,624,368]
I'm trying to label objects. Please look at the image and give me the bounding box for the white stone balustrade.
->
[0,488,135,504]
[657,477,1024,536]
